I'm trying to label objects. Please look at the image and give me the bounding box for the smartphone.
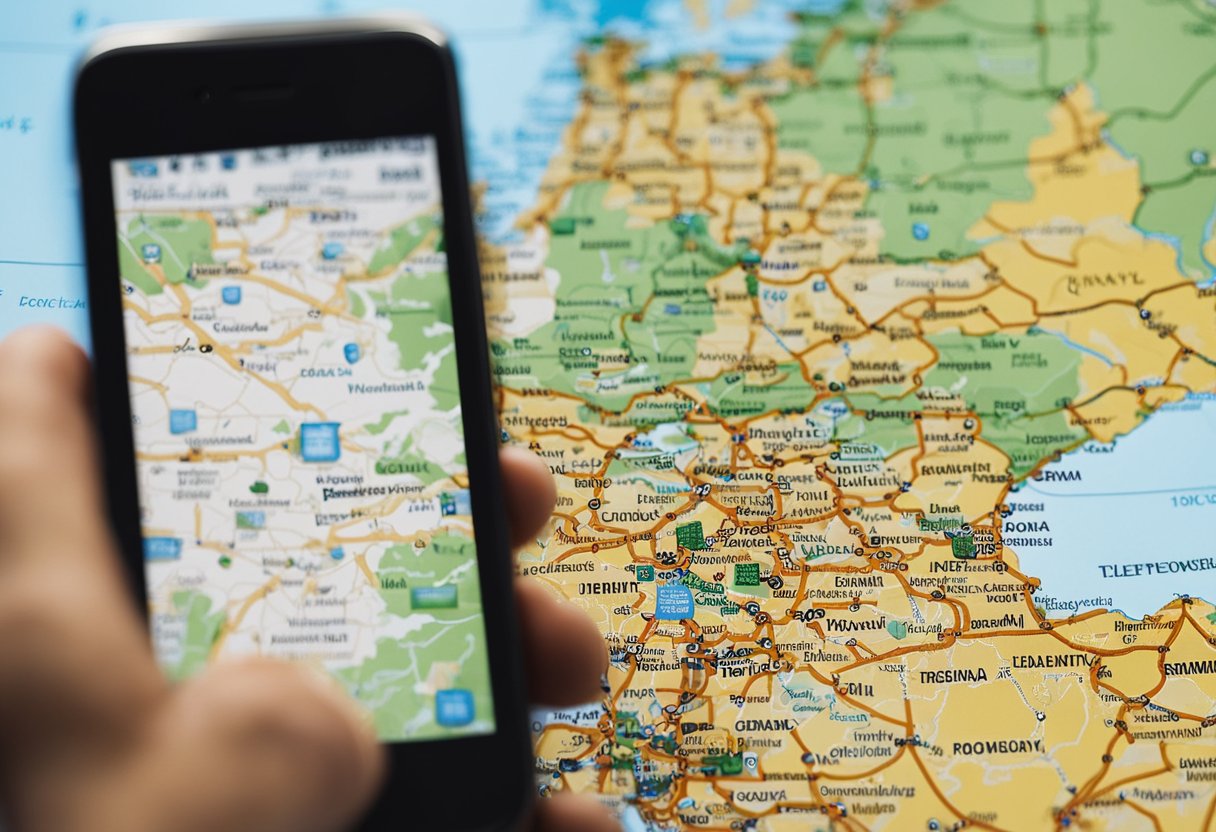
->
[74,18,532,831]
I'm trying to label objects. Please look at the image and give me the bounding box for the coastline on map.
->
[1010,393,1216,621]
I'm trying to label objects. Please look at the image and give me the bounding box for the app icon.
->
[222,286,242,305]
[343,342,361,364]
[141,243,161,263]
[435,689,475,728]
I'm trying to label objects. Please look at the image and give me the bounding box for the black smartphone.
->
[74,18,532,831]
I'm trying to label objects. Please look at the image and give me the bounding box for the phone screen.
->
[111,137,495,743]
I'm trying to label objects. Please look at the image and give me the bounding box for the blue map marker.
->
[143,537,182,562]
[141,243,160,263]
[300,422,341,462]
[912,222,930,241]
[169,409,197,435]
[343,342,361,364]
[655,583,695,620]
[435,689,475,727]
[221,286,242,305]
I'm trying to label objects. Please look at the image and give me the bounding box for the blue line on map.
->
[0,260,84,267]
[764,324,795,355]
[1024,482,1216,499]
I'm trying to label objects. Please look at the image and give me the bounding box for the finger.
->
[0,326,104,559]
[516,578,607,706]
[135,660,385,832]
[532,794,622,832]
[0,328,158,754]
[500,446,556,548]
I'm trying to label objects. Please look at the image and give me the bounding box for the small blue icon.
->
[439,489,472,517]
[322,242,345,260]
[221,286,242,305]
[330,546,345,561]
[129,160,158,178]
[912,222,930,241]
[143,537,183,561]
[1191,149,1210,166]
[664,303,681,315]
[236,511,265,529]
[343,342,361,364]
[300,422,341,462]
[169,409,197,435]
[220,154,237,171]
[655,583,695,620]
[141,243,161,263]
[435,689,475,727]
[812,280,827,292]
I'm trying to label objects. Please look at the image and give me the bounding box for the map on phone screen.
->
[4,1,1216,829]
[112,138,495,743]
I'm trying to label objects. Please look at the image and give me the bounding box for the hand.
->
[0,327,616,832]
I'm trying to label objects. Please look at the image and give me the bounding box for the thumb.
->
[132,660,385,832]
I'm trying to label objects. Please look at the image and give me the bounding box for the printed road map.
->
[2,1,1216,829]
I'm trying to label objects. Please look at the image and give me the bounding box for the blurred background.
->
[0,0,822,349]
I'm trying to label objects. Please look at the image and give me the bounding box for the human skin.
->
[0,326,617,832]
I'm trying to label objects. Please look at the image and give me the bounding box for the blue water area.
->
[1014,394,1216,619]
[594,0,651,26]
[299,422,341,462]
[0,263,91,350]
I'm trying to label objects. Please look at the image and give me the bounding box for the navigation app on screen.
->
[112,138,495,742]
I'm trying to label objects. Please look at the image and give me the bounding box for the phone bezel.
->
[74,19,534,831]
